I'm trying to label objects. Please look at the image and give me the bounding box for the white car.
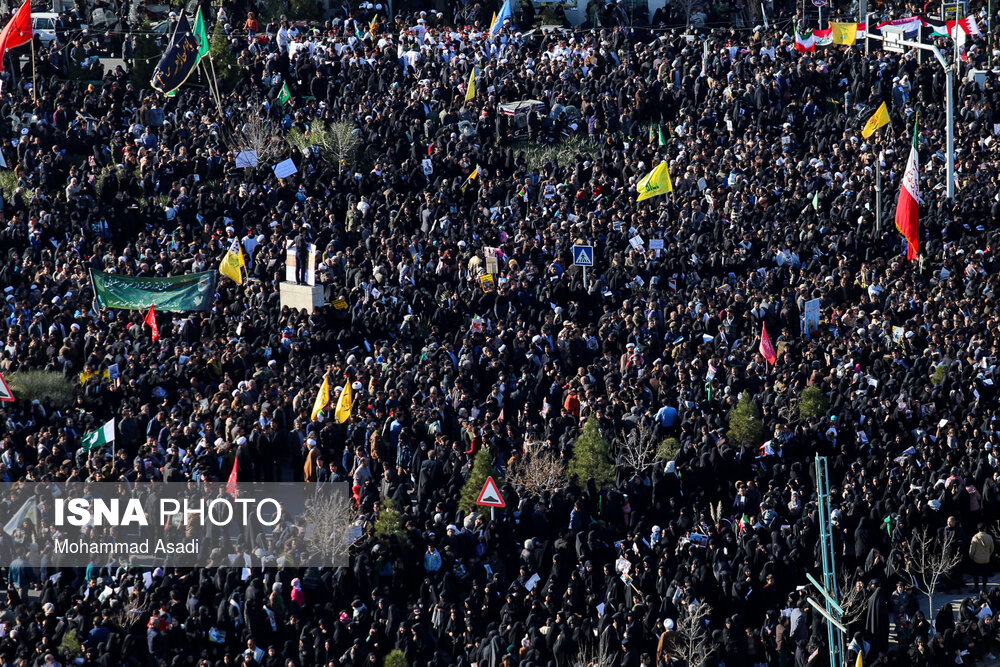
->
[32,13,62,45]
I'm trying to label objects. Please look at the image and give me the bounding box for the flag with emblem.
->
[219,237,245,284]
[82,418,115,452]
[894,117,920,260]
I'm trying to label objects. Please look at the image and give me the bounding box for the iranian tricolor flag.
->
[794,28,815,52]
[894,120,920,261]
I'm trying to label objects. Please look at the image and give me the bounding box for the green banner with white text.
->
[90,270,216,312]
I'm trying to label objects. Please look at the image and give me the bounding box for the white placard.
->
[649,239,664,250]
[235,150,259,168]
[273,158,298,178]
[629,236,644,251]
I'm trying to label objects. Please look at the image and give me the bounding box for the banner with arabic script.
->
[90,270,217,312]
[150,14,200,96]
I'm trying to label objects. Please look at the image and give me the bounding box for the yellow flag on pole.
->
[219,238,245,284]
[335,381,352,423]
[462,167,479,193]
[831,21,859,45]
[636,162,674,201]
[311,376,329,421]
[861,101,890,139]
[465,68,476,102]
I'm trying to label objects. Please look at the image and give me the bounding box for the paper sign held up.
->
[235,150,259,168]
[273,158,298,179]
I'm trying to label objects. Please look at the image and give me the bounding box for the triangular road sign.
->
[0,372,12,402]
[476,476,505,508]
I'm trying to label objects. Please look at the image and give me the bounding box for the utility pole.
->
[865,25,955,199]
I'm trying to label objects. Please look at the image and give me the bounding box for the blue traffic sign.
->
[573,245,594,267]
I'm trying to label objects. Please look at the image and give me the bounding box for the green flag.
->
[82,418,115,452]
[193,7,211,62]
[648,124,655,142]
[657,124,666,147]
[279,81,291,106]
[812,191,819,210]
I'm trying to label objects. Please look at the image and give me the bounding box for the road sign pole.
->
[491,507,494,522]
[583,267,588,290]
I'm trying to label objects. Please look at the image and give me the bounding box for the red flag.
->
[143,304,159,342]
[895,120,920,261]
[226,458,238,497]
[759,322,776,365]
[0,0,32,72]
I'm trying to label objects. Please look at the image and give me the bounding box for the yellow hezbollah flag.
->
[831,22,858,45]
[462,167,479,193]
[861,101,890,139]
[855,651,863,667]
[335,381,352,423]
[465,68,476,102]
[219,238,245,284]
[311,376,329,421]
[636,162,673,201]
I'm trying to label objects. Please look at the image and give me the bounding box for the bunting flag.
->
[948,15,981,37]
[759,322,776,365]
[144,304,160,342]
[311,376,330,421]
[636,162,673,201]
[894,117,920,260]
[861,101,890,139]
[335,381,352,424]
[151,14,200,96]
[219,237,245,284]
[465,67,476,102]
[794,28,815,52]
[0,0,31,73]
[831,21,859,45]
[920,15,948,36]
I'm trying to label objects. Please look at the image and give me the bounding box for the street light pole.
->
[945,64,955,199]
[865,29,955,200]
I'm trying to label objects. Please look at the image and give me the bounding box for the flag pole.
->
[875,146,882,233]
[29,36,36,104]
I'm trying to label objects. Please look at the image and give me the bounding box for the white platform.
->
[279,282,325,314]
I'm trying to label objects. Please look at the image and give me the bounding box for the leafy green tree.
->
[384,650,409,667]
[798,386,830,421]
[657,437,681,461]
[374,498,405,541]
[569,417,615,484]
[131,19,160,89]
[728,392,764,446]
[209,19,241,92]
[460,449,497,512]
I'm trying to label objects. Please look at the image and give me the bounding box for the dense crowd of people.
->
[0,0,999,665]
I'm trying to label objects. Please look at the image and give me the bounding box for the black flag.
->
[151,14,200,96]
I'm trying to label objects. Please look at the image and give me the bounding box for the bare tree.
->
[838,572,869,627]
[508,447,567,497]
[614,419,660,479]
[677,601,715,667]
[572,634,615,667]
[902,527,964,616]
[232,115,285,167]
[301,487,361,567]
